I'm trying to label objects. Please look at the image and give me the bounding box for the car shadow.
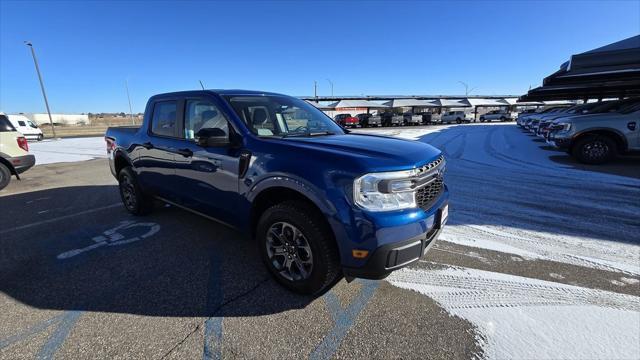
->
[0,186,316,317]
[547,153,640,180]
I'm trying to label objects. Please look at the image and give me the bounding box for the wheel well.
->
[114,153,131,176]
[250,187,330,239]
[0,157,17,175]
[572,130,627,153]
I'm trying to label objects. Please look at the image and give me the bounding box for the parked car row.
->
[334,110,482,128]
[517,98,640,164]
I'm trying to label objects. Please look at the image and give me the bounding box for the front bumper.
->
[7,154,35,174]
[342,200,448,279]
[548,132,572,149]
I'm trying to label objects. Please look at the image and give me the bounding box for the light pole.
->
[458,81,476,96]
[125,79,135,125]
[314,80,318,100]
[24,41,56,138]
[326,78,334,96]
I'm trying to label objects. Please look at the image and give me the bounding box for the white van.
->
[7,115,44,141]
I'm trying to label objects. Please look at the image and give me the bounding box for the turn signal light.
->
[352,249,369,259]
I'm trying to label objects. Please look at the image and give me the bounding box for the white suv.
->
[479,110,517,122]
[0,115,35,190]
[441,110,473,124]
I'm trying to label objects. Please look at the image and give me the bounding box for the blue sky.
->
[1,0,638,113]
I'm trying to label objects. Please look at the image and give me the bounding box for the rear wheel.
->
[257,201,340,295]
[572,135,616,164]
[37,134,44,141]
[118,166,154,215]
[456,118,462,124]
[0,163,11,190]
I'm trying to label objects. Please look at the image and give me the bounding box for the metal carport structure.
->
[520,35,640,101]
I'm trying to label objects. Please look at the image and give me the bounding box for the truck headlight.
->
[557,123,572,131]
[353,169,418,211]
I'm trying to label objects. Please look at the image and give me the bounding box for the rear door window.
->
[151,101,178,137]
[18,121,26,126]
[0,116,16,132]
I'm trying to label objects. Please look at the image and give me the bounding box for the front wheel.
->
[118,166,154,215]
[257,201,340,295]
[456,118,462,124]
[37,134,44,141]
[572,135,616,164]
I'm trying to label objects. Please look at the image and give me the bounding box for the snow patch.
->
[388,266,640,360]
[29,137,106,165]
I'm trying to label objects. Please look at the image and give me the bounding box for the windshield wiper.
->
[281,131,336,138]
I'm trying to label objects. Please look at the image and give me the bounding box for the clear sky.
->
[1,0,638,113]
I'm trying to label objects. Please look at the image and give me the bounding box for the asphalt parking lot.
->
[1,123,639,359]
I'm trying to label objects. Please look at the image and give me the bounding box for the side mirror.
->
[195,128,229,147]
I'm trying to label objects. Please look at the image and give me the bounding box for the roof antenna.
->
[199,80,205,90]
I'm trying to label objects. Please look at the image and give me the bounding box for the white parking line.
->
[0,203,122,235]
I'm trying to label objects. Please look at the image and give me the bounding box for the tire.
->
[0,163,11,190]
[500,117,506,122]
[571,135,617,165]
[257,200,340,295]
[37,134,44,141]
[456,118,462,124]
[117,166,154,215]
[479,118,485,122]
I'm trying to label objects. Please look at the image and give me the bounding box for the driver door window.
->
[184,100,228,140]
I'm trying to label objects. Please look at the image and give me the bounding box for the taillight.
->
[17,136,29,152]
[105,137,115,153]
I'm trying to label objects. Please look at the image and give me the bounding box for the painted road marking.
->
[0,311,83,359]
[57,220,160,260]
[203,251,223,360]
[310,280,379,360]
[0,203,122,235]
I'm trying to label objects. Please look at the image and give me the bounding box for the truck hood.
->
[280,133,442,171]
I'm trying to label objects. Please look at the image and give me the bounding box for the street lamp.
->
[458,81,476,96]
[326,78,334,96]
[24,41,56,138]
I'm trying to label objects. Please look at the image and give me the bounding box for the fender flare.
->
[0,156,19,179]
[247,174,337,217]
[112,149,134,174]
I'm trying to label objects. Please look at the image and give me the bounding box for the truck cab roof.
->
[149,89,288,100]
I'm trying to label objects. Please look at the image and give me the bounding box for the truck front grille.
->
[416,176,444,210]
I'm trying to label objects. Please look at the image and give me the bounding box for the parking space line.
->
[203,252,223,360]
[310,280,379,360]
[35,311,83,360]
[0,203,121,235]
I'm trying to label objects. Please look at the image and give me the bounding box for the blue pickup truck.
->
[105,90,449,294]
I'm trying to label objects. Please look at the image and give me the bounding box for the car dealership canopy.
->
[520,35,640,101]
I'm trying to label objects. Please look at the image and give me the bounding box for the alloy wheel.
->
[120,174,137,210]
[266,222,313,281]
[583,140,609,161]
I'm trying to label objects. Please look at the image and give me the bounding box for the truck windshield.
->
[224,95,344,137]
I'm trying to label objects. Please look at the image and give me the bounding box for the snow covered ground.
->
[389,266,640,359]
[360,123,640,359]
[29,137,106,165]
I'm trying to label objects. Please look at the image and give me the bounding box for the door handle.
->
[176,148,193,157]
[142,142,154,150]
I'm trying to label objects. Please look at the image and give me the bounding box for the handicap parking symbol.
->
[56,220,160,260]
